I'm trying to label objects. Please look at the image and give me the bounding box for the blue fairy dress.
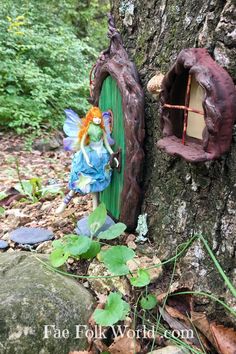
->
[69,123,112,194]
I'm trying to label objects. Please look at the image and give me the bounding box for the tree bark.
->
[111,0,236,324]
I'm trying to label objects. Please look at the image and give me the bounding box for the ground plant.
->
[43,203,236,353]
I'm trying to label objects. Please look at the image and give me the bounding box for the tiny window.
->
[157,48,236,162]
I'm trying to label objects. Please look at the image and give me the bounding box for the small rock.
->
[52,219,68,228]
[67,257,75,265]
[2,233,10,241]
[40,202,52,212]
[76,215,115,237]
[10,227,53,245]
[7,248,15,253]
[148,345,190,354]
[127,255,162,283]
[88,259,131,296]
[0,240,8,249]
[36,241,53,254]
[127,240,137,250]
[6,209,30,227]
[126,233,136,243]
[32,136,61,152]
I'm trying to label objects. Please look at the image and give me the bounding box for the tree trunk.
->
[111,0,236,323]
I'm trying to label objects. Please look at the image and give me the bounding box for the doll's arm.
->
[103,132,119,168]
[103,131,114,154]
[81,133,93,167]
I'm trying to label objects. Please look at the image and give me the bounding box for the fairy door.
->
[99,75,126,220]
[90,15,144,229]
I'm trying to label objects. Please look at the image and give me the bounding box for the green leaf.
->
[140,294,157,310]
[102,246,135,275]
[93,292,129,326]
[15,180,33,196]
[0,206,5,215]
[41,184,61,197]
[80,241,101,259]
[130,269,151,287]
[88,202,107,235]
[52,239,64,249]
[98,222,126,240]
[49,248,69,268]
[121,300,130,320]
[64,235,91,256]
[0,192,7,201]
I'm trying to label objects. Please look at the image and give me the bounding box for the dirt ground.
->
[0,132,92,246]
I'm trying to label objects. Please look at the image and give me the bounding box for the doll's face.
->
[93,117,101,125]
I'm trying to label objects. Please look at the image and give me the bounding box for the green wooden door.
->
[99,75,126,219]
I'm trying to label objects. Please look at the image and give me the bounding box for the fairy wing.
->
[63,109,82,151]
[63,109,82,137]
[63,137,80,151]
[102,111,115,146]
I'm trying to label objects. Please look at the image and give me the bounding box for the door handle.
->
[110,148,122,173]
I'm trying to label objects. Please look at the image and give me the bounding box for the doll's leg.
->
[92,192,99,210]
[55,190,75,214]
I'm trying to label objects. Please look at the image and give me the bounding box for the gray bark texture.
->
[111,0,236,324]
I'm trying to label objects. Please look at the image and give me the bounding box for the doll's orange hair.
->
[78,106,105,145]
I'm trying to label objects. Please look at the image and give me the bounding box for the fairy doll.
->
[56,106,118,214]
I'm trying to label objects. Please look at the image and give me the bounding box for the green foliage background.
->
[0,0,109,134]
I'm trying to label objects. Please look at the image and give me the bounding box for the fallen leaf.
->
[93,338,109,352]
[165,304,189,323]
[167,288,193,315]
[69,351,92,354]
[210,323,236,354]
[191,311,215,346]
[0,187,24,206]
[109,332,141,354]
[159,307,201,348]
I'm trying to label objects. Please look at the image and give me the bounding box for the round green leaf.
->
[130,269,150,287]
[49,248,69,268]
[88,202,107,235]
[65,235,91,256]
[93,292,129,326]
[97,222,126,240]
[80,241,101,259]
[52,239,64,249]
[102,246,135,275]
[140,294,157,310]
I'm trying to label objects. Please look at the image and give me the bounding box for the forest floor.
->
[0,132,92,249]
[1,133,235,354]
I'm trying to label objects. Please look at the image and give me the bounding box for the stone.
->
[1,233,10,241]
[75,215,115,237]
[35,240,53,254]
[10,227,53,245]
[40,202,52,212]
[0,252,94,354]
[88,259,131,296]
[32,135,61,152]
[6,209,31,227]
[0,240,8,249]
[148,346,190,354]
